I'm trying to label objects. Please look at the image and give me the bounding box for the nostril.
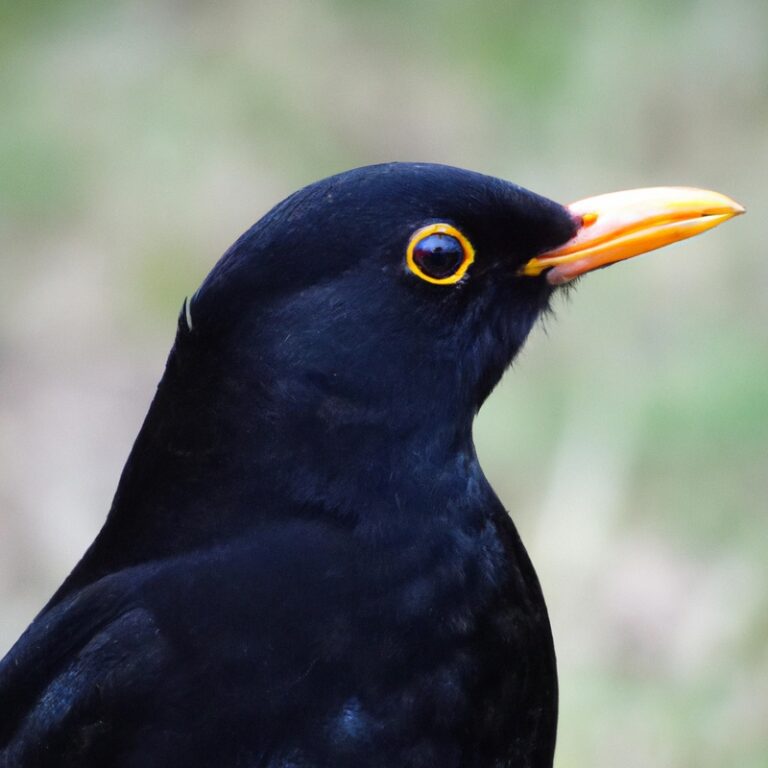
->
[580,212,598,228]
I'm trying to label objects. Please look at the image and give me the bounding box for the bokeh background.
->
[1,1,766,765]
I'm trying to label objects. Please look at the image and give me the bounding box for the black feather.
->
[1,163,577,767]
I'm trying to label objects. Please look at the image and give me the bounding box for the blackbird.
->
[0,163,743,767]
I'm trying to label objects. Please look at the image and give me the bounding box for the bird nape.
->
[0,163,743,768]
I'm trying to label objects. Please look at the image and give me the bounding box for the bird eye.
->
[406,223,475,285]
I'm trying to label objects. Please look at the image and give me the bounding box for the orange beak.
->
[520,187,745,285]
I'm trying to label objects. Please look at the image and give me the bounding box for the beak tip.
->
[711,192,745,217]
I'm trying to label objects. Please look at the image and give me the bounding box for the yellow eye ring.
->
[406,223,475,285]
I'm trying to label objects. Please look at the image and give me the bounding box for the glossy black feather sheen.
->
[0,163,577,767]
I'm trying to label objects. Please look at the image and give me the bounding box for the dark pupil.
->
[412,233,465,279]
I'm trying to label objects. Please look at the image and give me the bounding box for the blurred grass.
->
[1,1,766,765]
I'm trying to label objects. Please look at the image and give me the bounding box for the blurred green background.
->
[1,1,766,765]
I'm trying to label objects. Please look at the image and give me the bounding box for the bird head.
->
[185,163,742,437]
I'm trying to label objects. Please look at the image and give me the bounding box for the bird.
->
[0,163,743,768]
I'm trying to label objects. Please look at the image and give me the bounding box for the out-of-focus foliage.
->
[1,1,766,765]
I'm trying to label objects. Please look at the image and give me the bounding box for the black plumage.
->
[0,162,737,767]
